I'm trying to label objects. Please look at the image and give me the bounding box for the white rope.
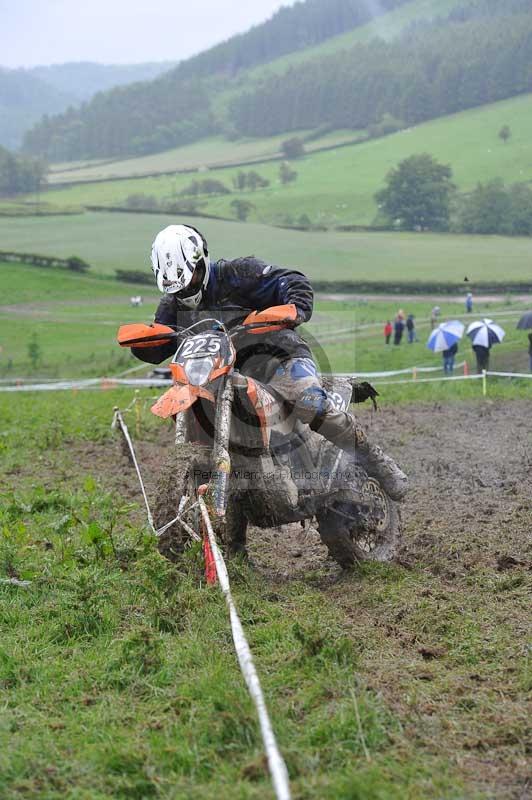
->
[199,497,292,800]
[112,408,201,541]
[0,578,32,587]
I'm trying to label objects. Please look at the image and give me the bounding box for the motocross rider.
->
[132,224,407,500]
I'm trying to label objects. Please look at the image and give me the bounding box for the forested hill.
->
[20,0,412,161]
[0,61,176,150]
[27,62,178,104]
[0,69,71,150]
[173,0,408,78]
[22,0,532,163]
[231,5,532,136]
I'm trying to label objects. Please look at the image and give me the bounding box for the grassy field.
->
[48,131,361,184]
[1,212,532,286]
[39,93,532,228]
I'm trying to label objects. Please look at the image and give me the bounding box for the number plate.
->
[177,334,222,360]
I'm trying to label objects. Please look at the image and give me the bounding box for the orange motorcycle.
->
[117,305,401,568]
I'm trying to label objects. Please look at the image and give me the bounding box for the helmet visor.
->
[176,259,206,299]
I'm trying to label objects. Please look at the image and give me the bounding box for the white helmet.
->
[151,224,210,308]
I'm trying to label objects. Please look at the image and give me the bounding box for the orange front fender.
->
[151,384,214,419]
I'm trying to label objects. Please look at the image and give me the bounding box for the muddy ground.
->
[244,399,531,578]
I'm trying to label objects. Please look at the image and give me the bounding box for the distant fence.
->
[0,251,90,272]
[311,279,532,295]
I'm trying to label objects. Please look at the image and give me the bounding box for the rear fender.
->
[151,384,214,419]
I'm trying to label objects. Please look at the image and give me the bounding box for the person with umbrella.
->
[466,319,505,373]
[516,311,532,372]
[426,320,464,373]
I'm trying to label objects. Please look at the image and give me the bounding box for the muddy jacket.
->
[132,256,314,382]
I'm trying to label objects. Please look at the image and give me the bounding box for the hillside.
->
[21,0,532,163]
[0,61,176,150]
[39,93,532,228]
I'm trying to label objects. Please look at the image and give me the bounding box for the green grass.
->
[38,93,532,229]
[47,130,361,184]
[1,211,532,286]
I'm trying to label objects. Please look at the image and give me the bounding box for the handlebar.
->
[118,305,298,349]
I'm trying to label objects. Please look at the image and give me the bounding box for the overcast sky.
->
[1,0,297,69]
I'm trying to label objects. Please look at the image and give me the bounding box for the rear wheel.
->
[317,478,401,568]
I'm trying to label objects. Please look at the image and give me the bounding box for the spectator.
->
[528,332,532,373]
[472,344,490,373]
[430,305,441,330]
[442,341,458,374]
[384,320,392,345]
[406,313,417,344]
[394,315,405,346]
[465,292,473,313]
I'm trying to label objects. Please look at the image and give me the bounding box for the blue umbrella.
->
[427,320,465,353]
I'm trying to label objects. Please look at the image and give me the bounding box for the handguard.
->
[242,304,298,335]
[117,323,176,348]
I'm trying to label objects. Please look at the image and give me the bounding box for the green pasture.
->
[39,93,532,228]
[48,130,360,184]
[1,212,532,286]
[1,260,529,379]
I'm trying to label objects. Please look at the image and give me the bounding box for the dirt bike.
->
[117,304,401,568]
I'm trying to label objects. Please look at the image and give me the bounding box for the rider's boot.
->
[295,391,408,500]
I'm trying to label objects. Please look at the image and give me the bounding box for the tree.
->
[281,137,305,159]
[454,179,532,236]
[230,199,254,221]
[279,161,298,185]
[375,153,455,231]
[498,125,511,144]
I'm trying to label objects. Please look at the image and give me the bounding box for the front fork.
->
[212,375,233,517]
[173,376,233,517]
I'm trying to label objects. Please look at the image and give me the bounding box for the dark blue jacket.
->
[132,257,314,380]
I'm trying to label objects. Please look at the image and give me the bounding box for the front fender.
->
[151,384,214,419]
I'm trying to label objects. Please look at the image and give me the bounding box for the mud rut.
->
[62,399,531,580]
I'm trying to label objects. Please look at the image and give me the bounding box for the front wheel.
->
[152,444,207,562]
[317,478,401,568]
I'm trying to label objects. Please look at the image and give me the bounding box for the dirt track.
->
[246,400,531,578]
[51,399,531,577]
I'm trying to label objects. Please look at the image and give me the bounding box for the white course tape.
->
[199,497,291,800]
[333,361,466,378]
[486,370,532,378]
[2,365,529,394]
[372,374,483,386]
